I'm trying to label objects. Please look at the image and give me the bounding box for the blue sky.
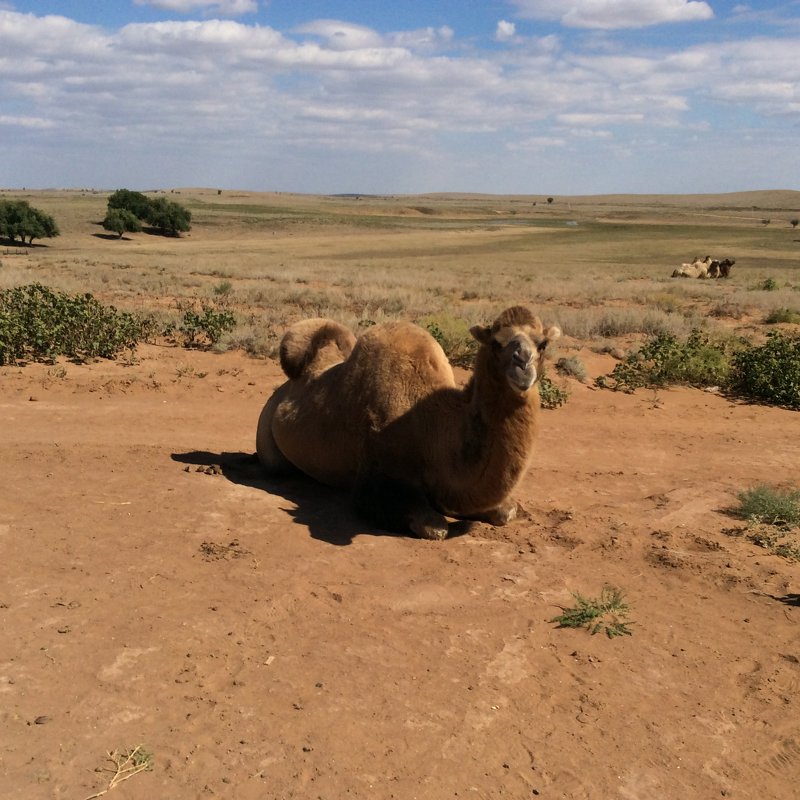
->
[1,1,799,194]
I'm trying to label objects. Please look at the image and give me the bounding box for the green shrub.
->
[538,372,569,409]
[759,277,779,291]
[596,330,735,392]
[731,485,800,561]
[180,305,236,347]
[730,331,800,408]
[422,314,478,368]
[764,307,800,325]
[736,485,800,528]
[0,283,157,365]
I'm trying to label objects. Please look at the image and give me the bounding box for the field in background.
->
[2,187,798,359]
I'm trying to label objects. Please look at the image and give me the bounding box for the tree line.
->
[102,189,191,238]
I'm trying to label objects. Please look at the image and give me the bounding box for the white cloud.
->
[496,20,517,41]
[509,0,714,30]
[0,9,798,192]
[0,114,54,128]
[387,25,454,50]
[294,19,384,50]
[134,0,258,15]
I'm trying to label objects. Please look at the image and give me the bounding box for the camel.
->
[672,256,735,279]
[672,255,713,278]
[256,307,561,540]
[707,258,735,278]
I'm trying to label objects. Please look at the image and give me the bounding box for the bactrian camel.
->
[256,307,561,539]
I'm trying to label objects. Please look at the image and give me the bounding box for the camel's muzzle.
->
[508,343,536,391]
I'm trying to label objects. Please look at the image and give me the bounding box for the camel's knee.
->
[256,386,295,474]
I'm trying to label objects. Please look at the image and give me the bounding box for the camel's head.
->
[470,306,561,394]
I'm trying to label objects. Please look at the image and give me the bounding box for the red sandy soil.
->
[1,344,798,800]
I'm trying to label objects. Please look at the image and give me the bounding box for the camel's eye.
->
[491,339,502,352]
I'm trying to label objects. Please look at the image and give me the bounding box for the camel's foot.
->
[409,510,450,541]
[477,502,518,526]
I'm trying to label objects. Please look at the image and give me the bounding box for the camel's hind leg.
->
[255,384,297,475]
[353,472,449,540]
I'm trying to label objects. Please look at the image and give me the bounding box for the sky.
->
[1,1,799,195]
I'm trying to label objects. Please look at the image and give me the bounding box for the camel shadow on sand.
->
[171,450,473,546]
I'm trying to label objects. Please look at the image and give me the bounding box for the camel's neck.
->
[439,367,538,512]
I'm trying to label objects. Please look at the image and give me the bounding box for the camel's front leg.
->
[353,471,450,540]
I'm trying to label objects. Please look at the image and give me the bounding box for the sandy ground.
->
[1,342,799,800]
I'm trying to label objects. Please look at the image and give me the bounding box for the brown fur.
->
[256,307,560,539]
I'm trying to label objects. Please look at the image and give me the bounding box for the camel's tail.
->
[279,318,357,380]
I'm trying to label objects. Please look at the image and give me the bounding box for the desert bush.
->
[225,319,279,358]
[758,277,779,292]
[538,372,569,409]
[730,331,800,408]
[422,314,478,368]
[555,306,692,340]
[764,307,800,325]
[180,305,236,347]
[736,485,800,528]
[731,485,800,560]
[710,301,745,320]
[597,327,800,408]
[0,283,157,364]
[556,355,588,383]
[596,330,736,392]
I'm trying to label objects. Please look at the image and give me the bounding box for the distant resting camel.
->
[256,307,561,539]
[672,256,735,278]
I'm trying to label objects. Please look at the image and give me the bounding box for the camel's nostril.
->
[513,347,532,367]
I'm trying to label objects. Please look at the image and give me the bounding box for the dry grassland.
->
[2,187,799,358]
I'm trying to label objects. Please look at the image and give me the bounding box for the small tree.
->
[0,200,59,245]
[102,208,142,238]
[108,189,152,220]
[790,219,799,229]
[145,197,192,236]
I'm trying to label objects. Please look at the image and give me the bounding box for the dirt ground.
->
[1,339,799,800]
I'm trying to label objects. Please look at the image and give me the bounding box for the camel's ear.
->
[469,324,492,344]
[537,325,561,353]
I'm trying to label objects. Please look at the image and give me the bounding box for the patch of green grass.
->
[729,485,800,562]
[551,586,633,638]
[736,485,800,528]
